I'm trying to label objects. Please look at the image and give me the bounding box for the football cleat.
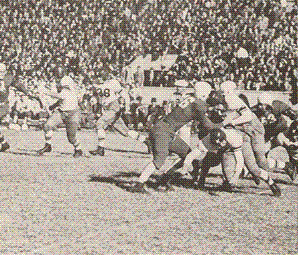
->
[37,143,52,155]
[73,149,83,158]
[221,180,234,192]
[0,142,10,152]
[89,146,105,156]
[269,183,281,197]
[252,175,261,185]
[126,182,149,194]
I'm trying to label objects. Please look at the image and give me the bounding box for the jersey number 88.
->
[98,88,110,97]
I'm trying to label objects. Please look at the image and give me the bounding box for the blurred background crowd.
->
[0,0,297,129]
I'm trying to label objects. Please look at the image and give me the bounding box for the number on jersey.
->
[98,88,110,97]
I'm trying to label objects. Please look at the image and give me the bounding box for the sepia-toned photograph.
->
[0,0,297,254]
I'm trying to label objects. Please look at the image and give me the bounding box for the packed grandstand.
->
[0,0,297,128]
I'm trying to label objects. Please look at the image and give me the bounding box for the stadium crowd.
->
[0,0,297,126]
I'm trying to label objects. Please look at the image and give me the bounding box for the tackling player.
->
[37,70,83,158]
[218,81,281,196]
[125,81,221,193]
[89,78,147,156]
[252,93,291,143]
[251,93,296,180]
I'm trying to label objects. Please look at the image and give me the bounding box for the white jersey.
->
[224,92,248,112]
[223,128,243,149]
[224,92,254,124]
[100,79,123,106]
[58,76,79,111]
[38,80,57,111]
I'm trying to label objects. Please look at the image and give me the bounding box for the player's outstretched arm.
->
[223,108,254,126]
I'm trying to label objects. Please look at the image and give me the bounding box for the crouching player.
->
[181,127,282,196]
[37,74,83,158]
[251,93,296,180]
[201,81,282,196]
[89,78,147,156]
[268,120,298,181]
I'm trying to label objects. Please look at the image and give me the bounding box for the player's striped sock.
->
[98,138,106,148]
[139,162,157,183]
[74,142,81,150]
[45,130,53,144]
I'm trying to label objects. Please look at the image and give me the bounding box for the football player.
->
[218,81,281,196]
[0,63,39,151]
[125,81,222,193]
[251,93,296,180]
[252,93,290,143]
[182,128,244,186]
[37,69,83,158]
[268,120,298,181]
[89,78,147,156]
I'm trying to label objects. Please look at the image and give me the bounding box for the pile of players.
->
[0,62,296,197]
[123,80,298,197]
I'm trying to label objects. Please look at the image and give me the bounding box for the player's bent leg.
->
[242,137,281,196]
[89,110,116,156]
[37,112,61,155]
[64,111,82,158]
[196,152,222,188]
[126,129,171,193]
[156,134,192,191]
[221,151,237,191]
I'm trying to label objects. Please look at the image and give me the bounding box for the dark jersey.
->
[272,100,297,120]
[0,74,28,103]
[201,128,243,154]
[251,103,288,142]
[264,117,288,142]
[162,95,220,133]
